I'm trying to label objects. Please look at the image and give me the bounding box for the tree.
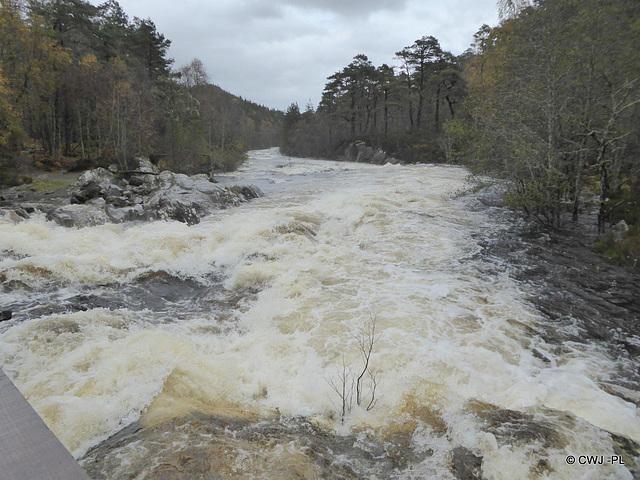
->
[395,36,451,132]
[129,17,172,80]
[462,0,640,230]
[281,35,462,162]
[0,0,278,179]
[0,65,24,159]
[376,64,397,137]
[325,315,380,424]
[17,8,72,157]
[464,5,580,226]
[179,58,209,90]
[27,0,99,53]
[497,0,538,19]
[95,0,131,61]
[321,54,377,137]
[281,102,301,154]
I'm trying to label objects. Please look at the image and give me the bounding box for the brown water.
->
[1,148,638,478]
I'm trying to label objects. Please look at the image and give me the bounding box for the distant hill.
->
[191,83,283,151]
[0,0,283,185]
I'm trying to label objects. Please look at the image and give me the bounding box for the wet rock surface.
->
[0,269,247,324]
[475,207,640,390]
[80,414,401,480]
[0,158,263,227]
[464,186,640,476]
[78,400,640,480]
[450,446,483,480]
[342,141,399,165]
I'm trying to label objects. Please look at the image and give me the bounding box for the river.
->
[0,148,638,479]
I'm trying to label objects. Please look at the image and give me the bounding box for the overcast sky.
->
[105,0,499,111]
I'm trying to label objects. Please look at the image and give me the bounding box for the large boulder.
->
[134,157,158,174]
[47,204,111,228]
[71,168,117,204]
[76,168,116,191]
[0,208,30,224]
[46,161,262,227]
[342,141,398,165]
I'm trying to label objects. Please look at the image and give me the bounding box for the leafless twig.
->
[325,315,381,423]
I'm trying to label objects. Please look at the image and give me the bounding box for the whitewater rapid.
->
[0,148,637,478]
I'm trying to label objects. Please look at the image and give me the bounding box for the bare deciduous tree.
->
[497,0,535,19]
[325,354,354,425]
[325,315,381,424]
[179,58,210,90]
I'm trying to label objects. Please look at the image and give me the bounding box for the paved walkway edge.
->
[0,369,89,479]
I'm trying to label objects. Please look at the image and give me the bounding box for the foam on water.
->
[1,148,637,477]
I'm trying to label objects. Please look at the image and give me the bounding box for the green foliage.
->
[0,1,282,183]
[441,118,473,164]
[282,42,464,163]
[281,103,332,158]
[210,141,247,172]
[594,225,640,269]
[461,0,640,231]
[158,72,281,174]
[602,178,640,227]
[28,177,75,192]
[128,17,173,81]
[0,158,31,187]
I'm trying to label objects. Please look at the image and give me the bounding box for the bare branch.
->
[324,354,354,424]
[353,314,379,407]
[366,370,379,411]
[325,314,382,422]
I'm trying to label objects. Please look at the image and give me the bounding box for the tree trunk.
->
[434,83,441,133]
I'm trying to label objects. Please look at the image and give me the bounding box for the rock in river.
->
[2,158,263,227]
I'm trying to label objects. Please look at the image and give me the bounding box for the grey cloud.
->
[267,0,408,16]
[103,0,498,110]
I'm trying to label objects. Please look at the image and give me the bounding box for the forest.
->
[0,0,282,179]
[282,0,640,267]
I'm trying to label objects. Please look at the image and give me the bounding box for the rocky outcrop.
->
[342,141,398,165]
[1,158,263,227]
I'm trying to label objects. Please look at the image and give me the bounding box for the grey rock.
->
[157,171,175,189]
[105,185,124,197]
[128,176,144,187]
[159,197,201,225]
[450,446,483,480]
[343,141,398,165]
[194,179,221,194]
[105,206,129,223]
[71,180,102,204]
[77,168,115,188]
[131,185,152,197]
[88,197,107,207]
[231,185,263,200]
[70,192,87,204]
[476,183,506,207]
[48,204,110,228]
[0,208,30,223]
[173,174,194,190]
[43,166,263,228]
[134,157,158,174]
[105,196,132,208]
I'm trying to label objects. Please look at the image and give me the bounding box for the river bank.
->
[475,207,640,383]
[0,158,262,228]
